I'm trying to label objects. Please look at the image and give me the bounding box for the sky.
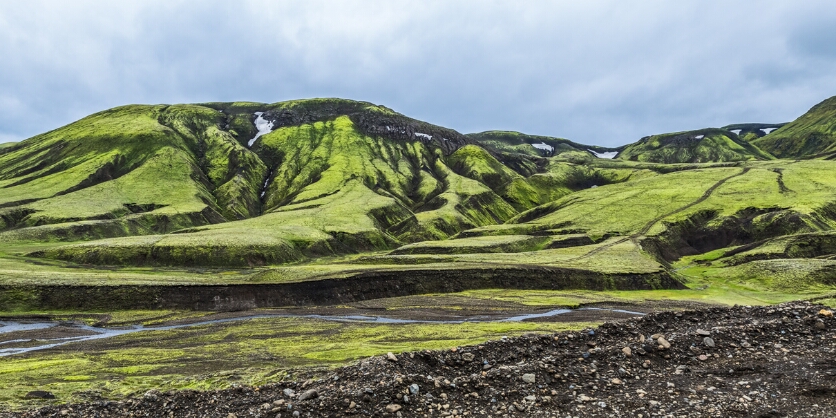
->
[1,1,835,147]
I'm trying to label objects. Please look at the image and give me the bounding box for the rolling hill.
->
[615,128,774,163]
[752,95,836,159]
[467,130,619,159]
[0,96,835,311]
[1,99,636,267]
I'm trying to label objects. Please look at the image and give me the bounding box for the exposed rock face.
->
[7,301,836,417]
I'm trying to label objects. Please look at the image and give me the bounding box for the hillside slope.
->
[752,95,836,158]
[468,130,619,159]
[2,99,637,266]
[616,128,773,163]
[1,96,835,277]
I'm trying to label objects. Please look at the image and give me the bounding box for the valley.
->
[0,95,835,415]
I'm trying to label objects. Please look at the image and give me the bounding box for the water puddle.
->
[0,307,643,357]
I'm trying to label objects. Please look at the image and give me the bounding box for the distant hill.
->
[467,130,619,159]
[616,128,774,163]
[752,95,836,159]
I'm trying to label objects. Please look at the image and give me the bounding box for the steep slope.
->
[2,99,593,266]
[752,95,836,158]
[0,105,254,242]
[616,128,773,163]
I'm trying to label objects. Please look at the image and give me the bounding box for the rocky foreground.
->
[6,301,836,417]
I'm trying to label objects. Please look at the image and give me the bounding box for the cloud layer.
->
[1,1,835,146]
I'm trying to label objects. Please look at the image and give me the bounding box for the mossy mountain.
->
[1,95,836,268]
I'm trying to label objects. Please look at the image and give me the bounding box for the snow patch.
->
[248,112,274,147]
[531,142,554,152]
[588,150,617,159]
[260,170,273,199]
[415,132,432,140]
[730,129,742,135]
[763,128,777,134]
[695,135,705,139]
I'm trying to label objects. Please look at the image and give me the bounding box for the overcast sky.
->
[1,1,835,147]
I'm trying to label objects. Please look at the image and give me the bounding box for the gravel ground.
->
[5,301,835,417]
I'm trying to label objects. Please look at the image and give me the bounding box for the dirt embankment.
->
[6,301,835,417]
[0,267,679,311]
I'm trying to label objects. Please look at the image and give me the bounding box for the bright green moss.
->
[753,95,836,158]
[617,129,773,163]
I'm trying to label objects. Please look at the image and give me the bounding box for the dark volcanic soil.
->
[5,301,836,417]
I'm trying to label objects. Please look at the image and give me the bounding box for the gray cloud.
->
[1,0,835,147]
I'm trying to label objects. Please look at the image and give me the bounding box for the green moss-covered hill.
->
[1,95,835,301]
[752,95,836,159]
[1,99,636,266]
[467,130,619,159]
[615,128,774,163]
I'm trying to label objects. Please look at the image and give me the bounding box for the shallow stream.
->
[0,307,643,357]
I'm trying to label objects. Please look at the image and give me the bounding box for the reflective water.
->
[0,307,643,357]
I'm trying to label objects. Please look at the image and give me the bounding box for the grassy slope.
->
[617,128,774,163]
[0,98,833,297]
[0,105,265,243]
[33,115,543,266]
[753,95,836,158]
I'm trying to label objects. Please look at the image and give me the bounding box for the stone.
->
[642,360,651,369]
[622,346,632,357]
[522,373,536,384]
[577,394,593,402]
[409,383,420,395]
[283,388,295,397]
[349,401,356,409]
[525,395,536,402]
[657,337,671,349]
[819,309,834,318]
[25,391,56,399]
[699,354,708,361]
[696,329,711,336]
[703,337,715,348]
[815,321,826,330]
[651,333,664,340]
[298,389,318,401]
[611,378,623,385]
[387,352,398,362]
[385,403,402,413]
[461,353,475,362]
